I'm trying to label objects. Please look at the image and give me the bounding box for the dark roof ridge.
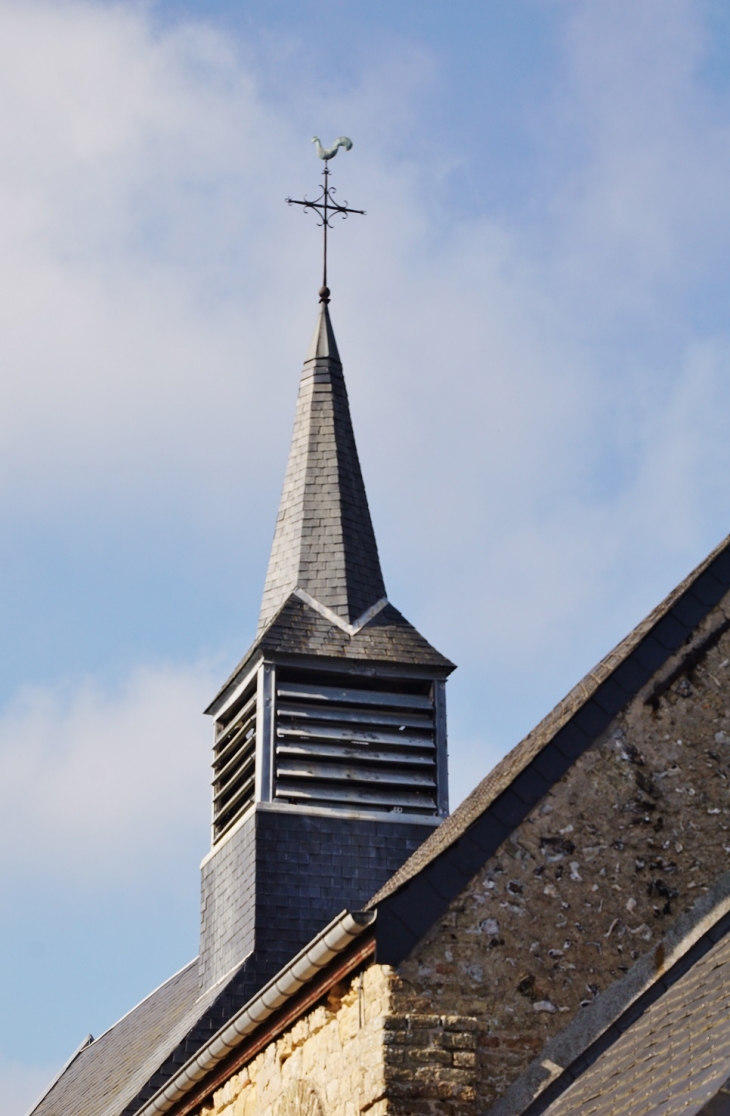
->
[487,869,730,1116]
[368,531,730,959]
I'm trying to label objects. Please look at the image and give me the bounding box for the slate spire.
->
[258,300,387,635]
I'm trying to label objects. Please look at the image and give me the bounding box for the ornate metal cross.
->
[286,136,365,303]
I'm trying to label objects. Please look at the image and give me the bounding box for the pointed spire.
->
[258,302,386,636]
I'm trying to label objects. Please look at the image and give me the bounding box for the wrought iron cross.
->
[286,136,365,303]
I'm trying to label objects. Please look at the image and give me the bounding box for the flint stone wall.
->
[394,593,730,1111]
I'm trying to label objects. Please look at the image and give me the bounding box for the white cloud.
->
[0,661,214,882]
[0,0,727,815]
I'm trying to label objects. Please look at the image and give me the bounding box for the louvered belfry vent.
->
[273,674,439,815]
[212,682,257,841]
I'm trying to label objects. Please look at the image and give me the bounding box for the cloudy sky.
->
[3,0,730,1109]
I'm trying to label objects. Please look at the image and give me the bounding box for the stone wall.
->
[199,964,391,1116]
[197,963,478,1116]
[392,597,730,1111]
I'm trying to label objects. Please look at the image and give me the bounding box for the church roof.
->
[257,300,387,635]
[30,961,216,1116]
[206,301,453,715]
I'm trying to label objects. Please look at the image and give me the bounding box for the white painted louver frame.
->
[210,660,449,848]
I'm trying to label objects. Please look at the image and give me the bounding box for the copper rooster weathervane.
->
[286,136,365,303]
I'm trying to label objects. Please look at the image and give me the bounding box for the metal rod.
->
[323,164,329,290]
[286,152,365,300]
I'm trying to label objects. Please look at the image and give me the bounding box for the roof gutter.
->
[136,908,376,1116]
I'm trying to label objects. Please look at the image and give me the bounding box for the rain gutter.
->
[136,908,376,1116]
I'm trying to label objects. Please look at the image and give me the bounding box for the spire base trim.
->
[292,587,389,636]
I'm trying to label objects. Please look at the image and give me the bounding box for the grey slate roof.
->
[368,532,730,963]
[538,923,730,1116]
[31,961,219,1116]
[258,593,454,669]
[258,302,387,634]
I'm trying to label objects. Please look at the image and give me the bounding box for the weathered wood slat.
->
[213,736,256,787]
[276,702,432,730]
[275,760,436,787]
[213,753,255,803]
[277,683,432,711]
[214,774,255,825]
[276,723,433,748]
[275,783,436,809]
[215,691,256,745]
[276,742,434,765]
[214,773,256,837]
[214,711,256,766]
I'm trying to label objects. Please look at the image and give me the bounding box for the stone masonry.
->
[197,964,477,1116]
[393,592,730,1111]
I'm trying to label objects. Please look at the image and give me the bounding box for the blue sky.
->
[4,0,730,1109]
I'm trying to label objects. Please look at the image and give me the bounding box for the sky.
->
[3,0,730,1109]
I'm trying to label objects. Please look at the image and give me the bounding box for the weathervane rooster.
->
[287,136,364,302]
[311,135,353,161]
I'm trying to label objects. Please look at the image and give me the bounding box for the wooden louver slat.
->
[276,742,433,765]
[277,682,433,710]
[212,684,257,841]
[276,701,432,729]
[276,783,436,809]
[274,677,439,816]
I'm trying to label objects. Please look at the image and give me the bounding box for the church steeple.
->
[197,146,454,996]
[198,295,454,992]
[258,300,386,635]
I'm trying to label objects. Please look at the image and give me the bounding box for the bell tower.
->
[198,148,455,997]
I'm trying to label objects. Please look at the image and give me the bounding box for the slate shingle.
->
[258,303,386,632]
[31,961,213,1116]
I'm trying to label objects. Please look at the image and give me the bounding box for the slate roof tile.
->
[258,303,386,632]
[31,961,219,1116]
[539,931,730,1116]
